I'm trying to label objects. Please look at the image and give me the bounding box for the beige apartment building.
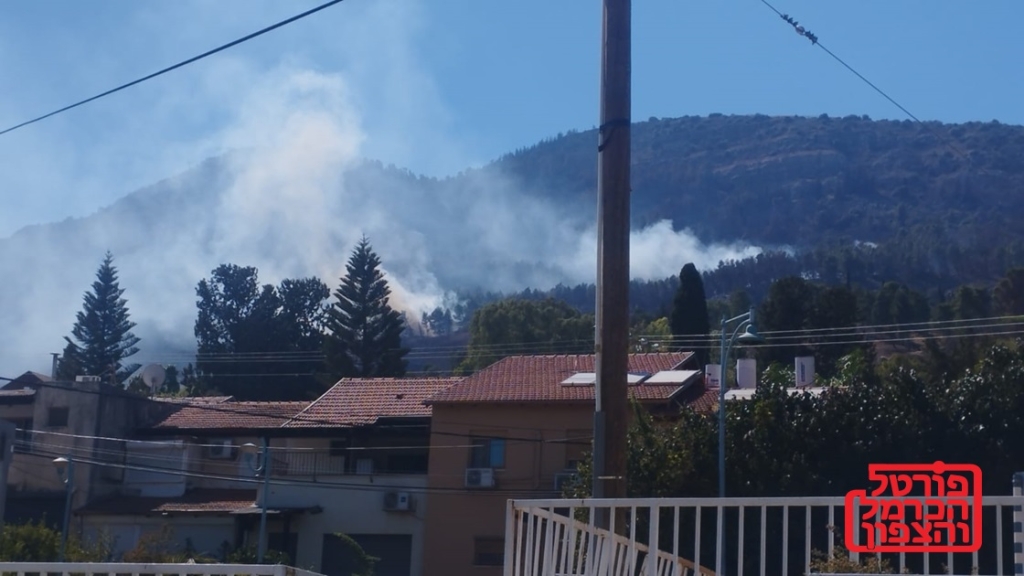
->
[421,352,712,576]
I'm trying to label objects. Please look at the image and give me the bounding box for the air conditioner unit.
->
[465,468,495,488]
[383,491,412,512]
[206,440,235,459]
[554,472,578,492]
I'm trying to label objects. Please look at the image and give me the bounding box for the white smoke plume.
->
[0,1,763,377]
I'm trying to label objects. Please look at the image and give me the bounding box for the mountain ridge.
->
[3,113,1023,375]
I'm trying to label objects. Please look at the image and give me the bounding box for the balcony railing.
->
[505,496,1024,576]
[268,450,427,479]
[0,562,325,576]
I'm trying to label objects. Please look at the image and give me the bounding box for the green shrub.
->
[331,534,377,576]
[0,519,111,562]
[809,543,895,574]
[226,545,290,565]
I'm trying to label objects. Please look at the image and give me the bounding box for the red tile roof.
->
[286,377,462,428]
[151,401,309,430]
[426,353,696,404]
[76,489,256,516]
[676,381,719,413]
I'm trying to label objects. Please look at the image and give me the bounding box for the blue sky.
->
[1,0,1022,237]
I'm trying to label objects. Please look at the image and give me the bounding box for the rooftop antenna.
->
[140,364,166,396]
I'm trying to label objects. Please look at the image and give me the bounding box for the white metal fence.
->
[505,496,1024,576]
[0,563,324,576]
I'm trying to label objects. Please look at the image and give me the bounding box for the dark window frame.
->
[473,536,505,567]
[469,437,506,469]
[329,439,348,458]
[47,407,69,428]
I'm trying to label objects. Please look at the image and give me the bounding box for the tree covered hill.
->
[3,113,1024,376]
[488,114,1024,249]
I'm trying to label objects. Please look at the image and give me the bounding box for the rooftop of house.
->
[149,400,311,431]
[285,377,463,428]
[426,352,699,405]
[76,488,257,517]
[0,370,52,391]
[154,395,235,404]
[0,388,36,397]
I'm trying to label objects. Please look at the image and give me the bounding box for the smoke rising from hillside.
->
[0,0,762,376]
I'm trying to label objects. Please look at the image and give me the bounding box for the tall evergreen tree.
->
[324,236,409,377]
[669,263,711,367]
[59,252,141,383]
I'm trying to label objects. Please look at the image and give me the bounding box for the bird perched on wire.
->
[780,13,818,44]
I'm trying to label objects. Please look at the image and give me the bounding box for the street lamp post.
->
[242,439,271,563]
[52,456,74,562]
[717,308,764,498]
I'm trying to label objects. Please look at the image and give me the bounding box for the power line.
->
[16,443,571,497]
[128,315,1024,362]
[755,0,971,161]
[0,0,346,138]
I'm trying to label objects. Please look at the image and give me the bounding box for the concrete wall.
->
[0,403,34,428]
[123,440,189,497]
[422,403,596,576]
[0,419,14,527]
[6,381,171,522]
[8,382,102,505]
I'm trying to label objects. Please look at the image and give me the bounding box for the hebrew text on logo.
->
[844,462,982,553]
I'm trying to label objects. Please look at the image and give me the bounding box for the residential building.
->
[3,371,161,526]
[420,352,712,576]
[76,377,460,576]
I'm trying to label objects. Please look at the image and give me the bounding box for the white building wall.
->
[123,440,187,497]
[267,475,428,576]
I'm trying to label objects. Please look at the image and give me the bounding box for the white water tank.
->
[705,364,721,388]
[736,358,757,389]
[795,356,815,387]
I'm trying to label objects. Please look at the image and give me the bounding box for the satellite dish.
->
[141,364,166,394]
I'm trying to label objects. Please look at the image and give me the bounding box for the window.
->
[469,437,505,469]
[47,407,69,427]
[473,537,505,566]
[329,439,349,457]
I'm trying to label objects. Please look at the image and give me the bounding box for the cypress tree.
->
[669,263,711,367]
[59,252,141,383]
[324,236,409,377]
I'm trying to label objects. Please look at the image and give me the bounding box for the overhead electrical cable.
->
[0,0,346,137]
[755,0,971,161]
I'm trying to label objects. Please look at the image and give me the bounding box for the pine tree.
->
[669,263,711,367]
[60,252,141,383]
[324,237,409,377]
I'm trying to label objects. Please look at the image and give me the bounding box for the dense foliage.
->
[496,115,1024,251]
[57,251,141,384]
[455,298,594,373]
[193,264,331,400]
[0,520,110,562]
[568,339,1024,574]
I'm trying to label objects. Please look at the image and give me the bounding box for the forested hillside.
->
[4,113,1024,377]
[490,114,1024,249]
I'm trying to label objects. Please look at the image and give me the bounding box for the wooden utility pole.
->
[593,0,631,529]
